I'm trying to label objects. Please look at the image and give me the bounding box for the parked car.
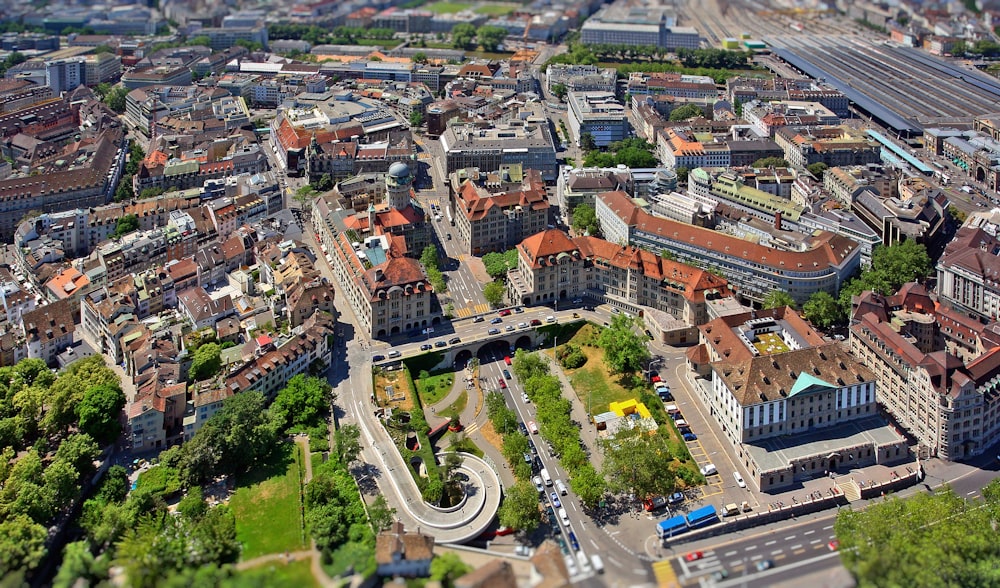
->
[518,322,529,329]
[434,341,447,348]
[533,476,544,492]
[572,298,583,303]
[491,317,503,324]
[678,426,692,436]
[530,319,542,326]
[683,433,698,441]
[514,307,524,313]
[828,540,840,551]
[420,344,432,351]
[518,422,529,435]
[449,336,461,344]
[568,531,580,551]
[488,328,500,335]
[700,463,717,476]
[523,452,532,464]
[499,309,512,316]
[372,354,385,362]
[473,316,484,323]
[668,492,685,505]
[550,492,562,508]
[505,325,515,332]
[734,471,746,488]
[644,496,668,512]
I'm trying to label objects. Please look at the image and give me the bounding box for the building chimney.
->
[775,211,782,231]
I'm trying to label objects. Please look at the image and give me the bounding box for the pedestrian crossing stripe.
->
[652,559,681,588]
[464,422,479,435]
[474,304,490,314]
[456,307,473,317]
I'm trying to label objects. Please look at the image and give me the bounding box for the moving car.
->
[550,492,562,508]
[755,560,774,571]
[572,298,583,304]
[448,336,461,344]
[711,570,729,581]
[828,540,840,551]
[528,420,539,434]
[420,344,432,351]
[503,369,512,379]
[568,531,580,551]
[387,350,400,358]
[473,316,484,323]
[499,309,512,316]
[521,392,530,404]
[559,508,570,524]
[504,355,512,365]
[684,551,703,562]
[545,315,556,323]
[491,317,503,324]
[488,328,500,335]
[734,471,746,488]
[372,354,385,362]
[518,322,529,329]
[498,377,507,389]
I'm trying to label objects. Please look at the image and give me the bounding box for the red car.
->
[684,551,703,562]
[498,377,507,389]
[499,309,512,317]
[828,540,840,551]
[530,318,542,326]
[504,355,512,365]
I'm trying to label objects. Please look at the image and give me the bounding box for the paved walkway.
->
[544,350,606,471]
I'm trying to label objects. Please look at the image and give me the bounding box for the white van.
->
[700,463,718,476]
[540,468,552,486]
[559,507,569,524]
[387,350,401,358]
[555,479,568,496]
[590,554,604,574]
[546,315,556,323]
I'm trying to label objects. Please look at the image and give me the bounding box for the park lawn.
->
[548,323,634,414]
[237,559,318,588]
[414,371,455,407]
[475,4,515,15]
[440,390,468,419]
[425,1,471,13]
[230,443,307,560]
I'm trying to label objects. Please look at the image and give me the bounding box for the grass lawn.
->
[475,3,515,15]
[374,368,415,411]
[425,1,472,13]
[324,541,376,578]
[549,323,636,414]
[422,41,456,50]
[230,443,307,560]
[440,390,467,419]
[414,371,455,407]
[238,559,318,588]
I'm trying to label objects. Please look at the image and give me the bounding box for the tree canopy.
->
[669,104,704,121]
[601,428,677,499]
[583,137,657,168]
[188,342,222,382]
[111,214,139,239]
[483,280,505,308]
[597,314,650,375]
[77,383,125,445]
[271,374,332,431]
[550,83,568,100]
[498,480,540,533]
[762,289,796,310]
[451,23,476,49]
[476,25,507,52]
[571,204,600,236]
[802,291,842,328]
[837,240,932,314]
[752,156,790,168]
[835,480,1000,588]
[807,161,829,179]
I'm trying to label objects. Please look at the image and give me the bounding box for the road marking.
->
[745,545,757,551]
[724,550,737,557]
[822,525,833,530]
[775,554,787,561]
[790,544,802,550]
[771,550,783,555]
[804,530,815,535]
[968,490,978,495]
[750,555,762,561]
[765,540,776,546]
[810,540,821,545]
[785,536,796,540]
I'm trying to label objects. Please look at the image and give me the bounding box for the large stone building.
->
[936,210,1000,321]
[774,126,882,169]
[566,91,629,148]
[440,119,559,182]
[850,283,1000,461]
[689,306,908,491]
[595,191,862,306]
[450,167,550,255]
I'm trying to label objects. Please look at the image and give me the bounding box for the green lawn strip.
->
[424,1,472,13]
[413,370,455,406]
[474,4,515,15]
[445,431,484,457]
[237,559,319,588]
[440,390,468,419]
[323,541,377,578]
[230,443,308,560]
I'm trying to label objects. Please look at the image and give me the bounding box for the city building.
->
[581,4,700,50]
[936,211,1000,321]
[850,283,1000,460]
[544,64,617,94]
[657,126,784,170]
[690,306,907,491]
[726,76,850,118]
[624,72,717,99]
[566,91,629,148]
[596,191,862,306]
[20,299,75,366]
[774,126,882,168]
[450,166,550,255]
[742,99,840,138]
[440,117,559,181]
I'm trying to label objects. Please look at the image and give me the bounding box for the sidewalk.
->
[543,350,605,470]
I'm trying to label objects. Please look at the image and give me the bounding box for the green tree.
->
[597,314,650,375]
[802,291,842,328]
[675,166,689,184]
[482,250,516,278]
[669,104,704,121]
[451,23,476,49]
[948,205,968,225]
[579,132,597,151]
[55,433,101,478]
[0,514,47,576]
[111,214,139,239]
[569,464,606,508]
[368,494,396,532]
[176,487,208,520]
[272,374,332,431]
[476,25,507,52]
[762,289,796,309]
[421,244,440,271]
[334,423,362,466]
[54,541,104,588]
[571,203,599,236]
[77,384,126,445]
[807,162,829,179]
[188,343,222,382]
[115,176,134,202]
[104,85,128,114]
[430,552,473,588]
[752,156,790,168]
[600,428,676,499]
[409,109,424,128]
[870,239,931,290]
[483,280,505,308]
[551,82,567,100]
[94,82,111,100]
[185,35,211,47]
[497,480,541,533]
[412,51,428,64]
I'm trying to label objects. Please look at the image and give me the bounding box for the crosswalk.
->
[678,550,725,579]
[463,421,480,435]
[455,304,491,318]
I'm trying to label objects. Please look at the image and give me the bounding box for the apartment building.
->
[937,215,1000,321]
[774,126,882,168]
[850,284,1000,460]
[657,126,784,170]
[21,299,75,366]
[596,191,861,306]
[544,64,617,94]
[450,167,550,255]
[624,72,717,99]
[742,99,840,138]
